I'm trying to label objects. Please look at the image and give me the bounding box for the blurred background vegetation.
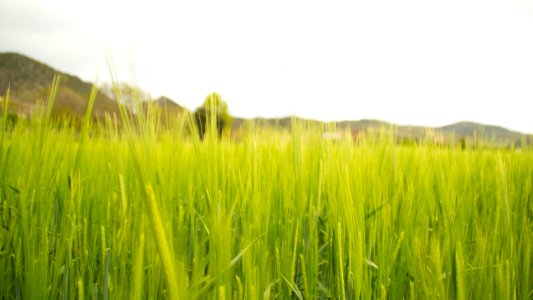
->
[1,52,532,147]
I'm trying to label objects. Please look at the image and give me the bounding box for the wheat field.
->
[0,83,532,299]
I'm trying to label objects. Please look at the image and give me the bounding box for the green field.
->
[0,86,532,299]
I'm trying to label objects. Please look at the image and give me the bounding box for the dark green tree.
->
[193,92,232,139]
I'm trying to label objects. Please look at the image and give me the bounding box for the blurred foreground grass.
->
[0,80,532,299]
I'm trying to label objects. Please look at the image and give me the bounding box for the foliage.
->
[193,92,232,139]
[100,82,152,110]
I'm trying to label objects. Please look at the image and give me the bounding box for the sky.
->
[1,0,532,133]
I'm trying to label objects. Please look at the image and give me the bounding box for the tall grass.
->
[0,83,532,299]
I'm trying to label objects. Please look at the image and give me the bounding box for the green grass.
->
[0,83,532,299]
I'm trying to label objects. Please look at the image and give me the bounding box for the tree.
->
[99,82,151,112]
[193,92,232,139]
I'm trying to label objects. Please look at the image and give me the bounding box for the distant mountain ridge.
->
[232,117,530,146]
[0,52,530,146]
[439,121,524,141]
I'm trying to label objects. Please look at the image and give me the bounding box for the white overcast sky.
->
[1,0,532,132]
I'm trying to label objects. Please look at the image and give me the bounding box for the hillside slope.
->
[0,52,120,118]
[439,121,524,142]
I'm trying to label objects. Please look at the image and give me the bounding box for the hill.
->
[439,121,525,143]
[153,96,185,113]
[0,52,120,119]
[231,117,530,146]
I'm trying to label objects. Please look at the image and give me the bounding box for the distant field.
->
[0,91,532,299]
